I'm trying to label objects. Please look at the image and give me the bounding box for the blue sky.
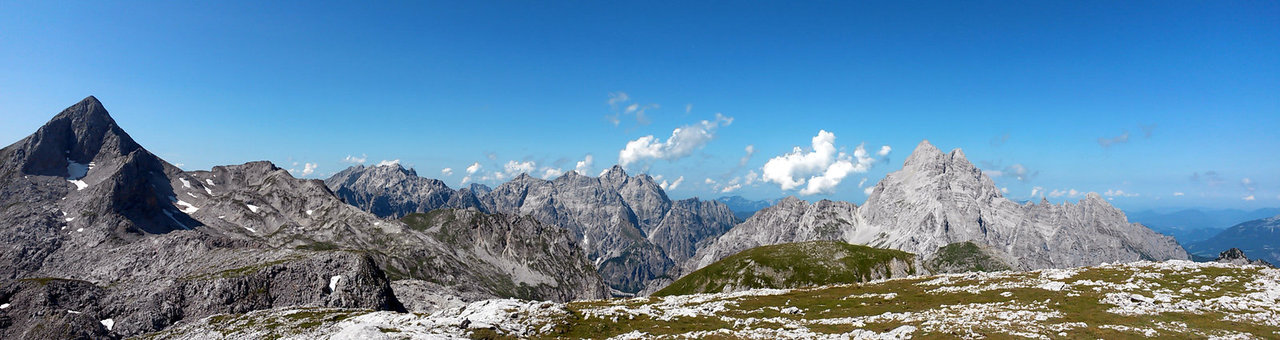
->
[1,1,1276,210]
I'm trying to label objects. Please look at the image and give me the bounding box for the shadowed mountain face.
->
[326,164,741,295]
[0,97,607,338]
[688,140,1188,274]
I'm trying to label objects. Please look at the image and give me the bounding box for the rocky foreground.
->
[148,260,1280,339]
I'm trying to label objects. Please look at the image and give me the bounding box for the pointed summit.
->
[600,164,629,189]
[7,96,146,177]
[903,139,945,169]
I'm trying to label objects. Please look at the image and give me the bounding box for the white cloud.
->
[541,168,564,179]
[1173,192,1184,196]
[618,113,733,168]
[740,145,755,166]
[1001,187,1009,194]
[376,159,400,167]
[858,177,868,188]
[1031,186,1044,197]
[1104,189,1138,197]
[984,163,1035,182]
[504,160,536,177]
[461,162,483,184]
[1048,189,1082,198]
[575,155,594,175]
[301,163,317,176]
[1244,195,1256,201]
[704,178,716,185]
[342,154,368,164]
[659,176,685,191]
[877,145,891,157]
[864,186,875,196]
[441,168,454,176]
[720,183,742,193]
[685,104,693,114]
[761,130,877,195]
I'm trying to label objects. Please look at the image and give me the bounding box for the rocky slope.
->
[327,164,740,295]
[0,97,607,338]
[151,260,1280,339]
[690,140,1188,273]
[1189,214,1280,265]
[655,241,916,296]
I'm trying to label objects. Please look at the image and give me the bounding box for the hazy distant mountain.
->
[715,195,779,220]
[1126,208,1280,244]
[688,140,1188,273]
[1188,215,1280,265]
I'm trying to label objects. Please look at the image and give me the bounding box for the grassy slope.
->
[925,241,1013,273]
[551,262,1279,339]
[655,241,916,296]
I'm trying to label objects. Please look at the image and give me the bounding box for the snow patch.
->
[176,200,199,213]
[76,228,83,232]
[306,209,314,216]
[0,303,9,309]
[246,204,260,213]
[68,180,88,191]
[205,179,216,186]
[243,226,256,233]
[330,275,342,292]
[100,318,114,331]
[65,217,75,222]
[179,178,191,188]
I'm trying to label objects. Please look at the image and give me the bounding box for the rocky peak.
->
[601,165,629,189]
[903,140,944,169]
[13,96,149,177]
[468,183,493,196]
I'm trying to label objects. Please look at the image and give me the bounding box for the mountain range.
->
[1126,208,1280,245]
[1188,214,1280,265]
[325,162,741,294]
[0,97,606,338]
[2,96,1257,339]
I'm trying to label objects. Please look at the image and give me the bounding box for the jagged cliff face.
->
[859,140,1188,269]
[480,168,739,294]
[0,97,607,338]
[327,163,741,295]
[325,164,458,218]
[688,140,1188,273]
